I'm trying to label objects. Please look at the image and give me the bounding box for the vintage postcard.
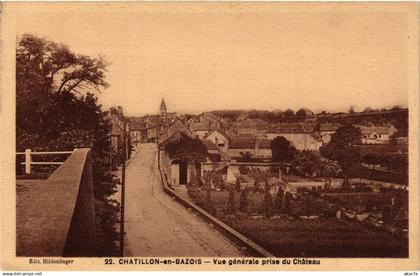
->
[0,1,419,272]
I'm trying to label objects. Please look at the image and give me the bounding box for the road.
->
[124,143,243,257]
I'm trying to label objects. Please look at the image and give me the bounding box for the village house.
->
[159,132,193,187]
[186,116,199,126]
[319,123,341,144]
[255,138,272,158]
[355,124,398,144]
[158,120,195,187]
[204,129,230,152]
[236,113,249,121]
[142,116,161,142]
[127,117,145,145]
[109,106,126,153]
[227,135,256,158]
[225,135,273,159]
[235,118,269,137]
[187,112,222,138]
[266,123,323,151]
[189,121,210,139]
[200,112,221,128]
[159,117,193,143]
[201,139,220,155]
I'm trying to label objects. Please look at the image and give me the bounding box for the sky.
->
[13,3,410,116]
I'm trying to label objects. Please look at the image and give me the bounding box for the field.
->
[190,189,408,257]
[224,217,408,257]
[321,192,408,211]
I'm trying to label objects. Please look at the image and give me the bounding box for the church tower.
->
[160,98,167,116]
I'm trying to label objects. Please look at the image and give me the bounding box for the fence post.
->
[25,149,31,174]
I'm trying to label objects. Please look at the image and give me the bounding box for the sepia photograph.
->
[0,1,419,272]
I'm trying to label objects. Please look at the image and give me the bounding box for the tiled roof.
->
[229,135,256,149]
[302,123,317,132]
[239,118,268,129]
[127,117,145,130]
[190,122,210,131]
[167,119,192,138]
[201,112,220,121]
[257,138,272,149]
[225,129,238,138]
[250,118,269,125]
[267,123,308,134]
[201,139,219,151]
[319,123,341,132]
[204,129,231,140]
[356,125,393,135]
[158,131,190,148]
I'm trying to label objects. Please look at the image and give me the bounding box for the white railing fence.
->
[16,149,74,174]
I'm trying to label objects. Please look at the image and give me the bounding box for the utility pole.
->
[120,120,127,257]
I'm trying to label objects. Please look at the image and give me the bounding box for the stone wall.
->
[63,150,96,256]
[16,148,96,256]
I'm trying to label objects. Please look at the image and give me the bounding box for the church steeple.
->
[160,98,167,116]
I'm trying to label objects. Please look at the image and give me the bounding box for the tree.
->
[165,136,208,182]
[271,136,296,162]
[320,124,362,188]
[274,188,284,213]
[16,33,108,137]
[238,152,253,162]
[283,109,295,122]
[204,189,216,216]
[16,34,118,256]
[362,154,385,170]
[284,192,293,216]
[296,108,308,121]
[263,192,274,218]
[165,136,208,165]
[321,162,341,189]
[292,150,322,177]
[364,106,374,113]
[239,189,249,214]
[226,189,236,215]
[389,134,398,146]
[235,177,241,192]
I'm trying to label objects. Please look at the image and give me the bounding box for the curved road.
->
[124,143,243,257]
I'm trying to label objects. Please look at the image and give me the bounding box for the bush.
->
[235,177,241,192]
[274,188,284,213]
[284,192,293,215]
[322,206,338,218]
[239,189,248,214]
[187,179,202,200]
[226,189,236,215]
[238,166,249,175]
[263,192,273,218]
[204,189,216,216]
